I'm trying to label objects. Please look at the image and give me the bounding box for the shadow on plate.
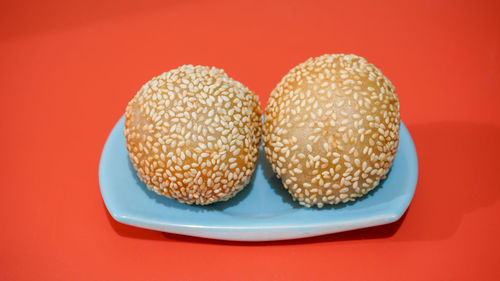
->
[126,142,389,213]
[259,149,302,209]
[209,165,256,211]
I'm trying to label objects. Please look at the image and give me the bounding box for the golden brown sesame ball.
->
[124,65,262,205]
[263,54,400,208]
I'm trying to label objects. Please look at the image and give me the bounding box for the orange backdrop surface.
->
[1,0,500,280]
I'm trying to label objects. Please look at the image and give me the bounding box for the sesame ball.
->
[263,54,400,208]
[124,65,262,205]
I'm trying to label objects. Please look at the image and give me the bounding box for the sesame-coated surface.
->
[263,54,400,207]
[124,65,262,205]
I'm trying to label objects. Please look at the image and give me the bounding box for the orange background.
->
[1,0,500,280]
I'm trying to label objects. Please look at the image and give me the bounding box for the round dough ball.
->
[263,54,400,208]
[125,65,262,205]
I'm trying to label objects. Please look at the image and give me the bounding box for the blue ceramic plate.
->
[99,116,418,241]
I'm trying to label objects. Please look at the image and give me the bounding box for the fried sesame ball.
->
[263,54,400,208]
[124,65,262,205]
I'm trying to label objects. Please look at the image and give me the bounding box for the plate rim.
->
[99,115,418,241]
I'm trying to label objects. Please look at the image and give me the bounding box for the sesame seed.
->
[262,54,400,207]
[125,65,262,205]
